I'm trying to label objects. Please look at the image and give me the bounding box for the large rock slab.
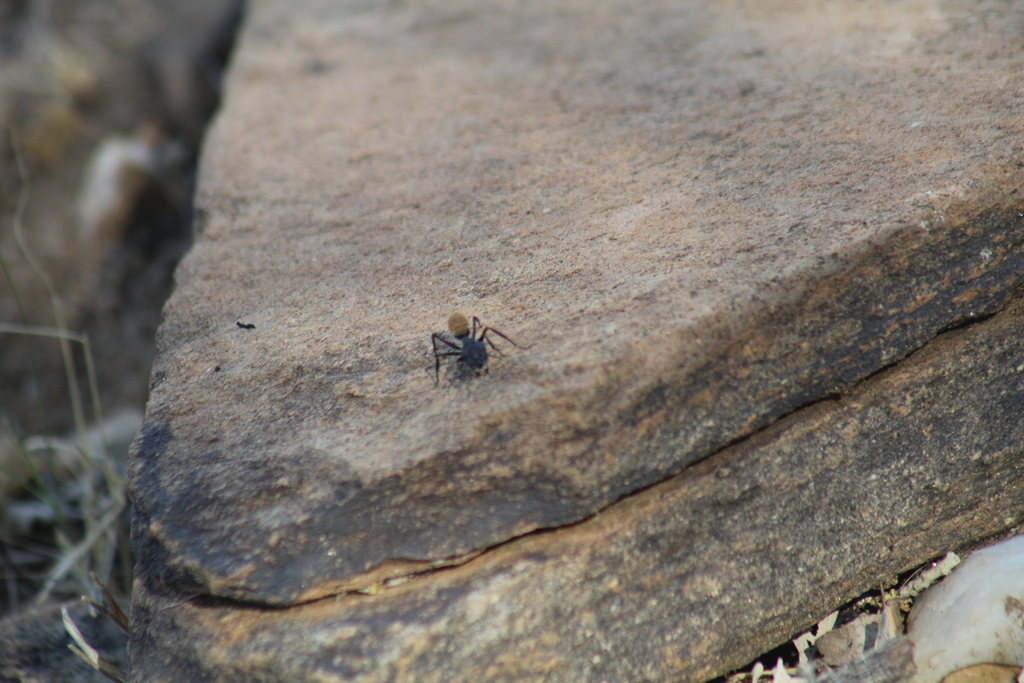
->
[131,285,1024,681]
[128,0,1024,678]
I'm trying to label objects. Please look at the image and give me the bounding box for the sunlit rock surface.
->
[128,0,1024,680]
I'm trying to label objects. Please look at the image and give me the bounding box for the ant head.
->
[448,312,471,338]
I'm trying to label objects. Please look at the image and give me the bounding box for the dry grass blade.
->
[9,134,90,454]
[4,130,127,609]
[88,571,130,634]
[62,605,100,666]
[62,605,128,683]
[34,502,123,605]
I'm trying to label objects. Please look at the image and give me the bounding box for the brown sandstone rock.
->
[132,288,1024,681]
[129,0,1024,679]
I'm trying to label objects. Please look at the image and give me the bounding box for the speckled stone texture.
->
[128,0,1024,680]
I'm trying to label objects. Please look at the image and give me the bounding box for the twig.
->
[896,552,960,600]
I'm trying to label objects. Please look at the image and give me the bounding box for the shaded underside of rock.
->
[131,290,1024,682]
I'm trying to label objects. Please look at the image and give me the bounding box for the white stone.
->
[908,535,1024,682]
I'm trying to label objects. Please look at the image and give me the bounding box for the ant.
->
[431,313,528,384]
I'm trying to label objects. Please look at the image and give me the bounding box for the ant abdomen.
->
[448,313,471,338]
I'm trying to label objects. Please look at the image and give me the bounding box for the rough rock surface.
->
[129,0,1024,679]
[133,287,1024,681]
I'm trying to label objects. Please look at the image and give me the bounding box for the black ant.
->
[431,313,528,384]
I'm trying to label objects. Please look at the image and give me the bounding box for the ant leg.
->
[432,334,462,384]
[478,327,505,356]
[434,352,462,385]
[432,334,461,352]
[433,350,461,383]
[470,316,482,339]
[480,325,531,351]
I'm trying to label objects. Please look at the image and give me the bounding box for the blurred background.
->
[0,0,243,617]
